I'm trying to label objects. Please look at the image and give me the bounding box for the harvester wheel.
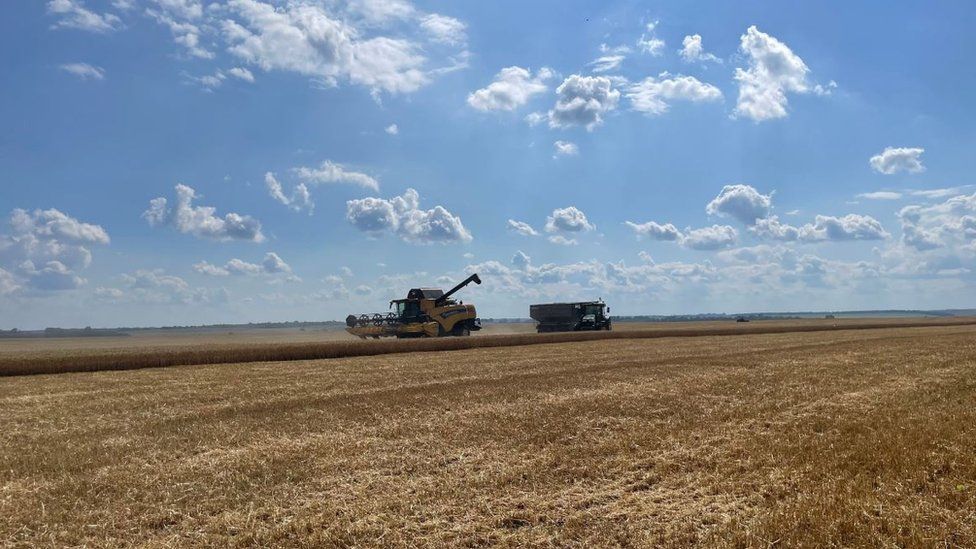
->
[372,313,384,326]
[358,314,370,326]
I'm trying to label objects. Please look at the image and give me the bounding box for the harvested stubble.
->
[1,324,975,546]
[2,317,976,377]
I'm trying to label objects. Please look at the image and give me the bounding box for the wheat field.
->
[2,323,975,547]
[3,318,975,377]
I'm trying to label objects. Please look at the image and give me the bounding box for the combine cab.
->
[530,300,612,333]
[346,274,483,339]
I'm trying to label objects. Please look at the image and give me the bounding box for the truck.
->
[529,300,612,333]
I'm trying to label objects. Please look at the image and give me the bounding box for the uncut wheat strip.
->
[2,318,976,377]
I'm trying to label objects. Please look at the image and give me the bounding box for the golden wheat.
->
[1,324,974,546]
[2,318,975,377]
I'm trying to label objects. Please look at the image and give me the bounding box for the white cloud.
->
[681,225,737,250]
[194,252,292,278]
[146,9,213,59]
[896,192,976,251]
[346,188,473,244]
[265,172,313,213]
[733,26,815,122]
[636,21,665,56]
[228,66,255,82]
[144,184,265,242]
[545,206,595,233]
[346,0,415,24]
[751,216,800,241]
[420,14,466,46]
[706,184,773,225]
[588,55,625,73]
[0,208,109,293]
[385,123,399,135]
[625,220,682,241]
[60,62,105,80]
[857,191,903,200]
[552,140,579,158]
[294,160,379,191]
[626,73,722,115]
[47,0,122,33]
[524,112,546,126]
[548,74,620,130]
[512,250,531,269]
[223,0,431,95]
[548,235,578,246]
[507,219,539,236]
[467,66,553,112]
[116,268,228,304]
[910,187,966,199]
[869,147,925,175]
[679,34,721,63]
[800,214,889,242]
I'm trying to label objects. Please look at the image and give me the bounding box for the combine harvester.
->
[345,274,483,339]
[530,300,612,333]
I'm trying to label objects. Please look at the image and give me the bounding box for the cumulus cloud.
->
[385,123,399,135]
[467,66,553,111]
[144,184,264,242]
[346,0,414,24]
[294,160,379,191]
[625,220,682,241]
[896,192,976,251]
[681,225,737,250]
[706,184,773,225]
[799,214,889,242]
[512,250,531,269]
[346,188,472,244]
[146,7,213,59]
[679,34,721,63]
[548,235,578,246]
[47,0,122,33]
[194,252,293,278]
[228,66,255,82]
[869,147,925,175]
[420,13,466,45]
[114,268,228,304]
[545,206,595,233]
[636,21,665,56]
[60,62,105,80]
[733,26,816,122]
[626,73,723,115]
[222,0,432,95]
[552,140,579,158]
[507,219,539,236]
[266,172,313,213]
[0,208,109,292]
[548,74,620,130]
[751,216,800,241]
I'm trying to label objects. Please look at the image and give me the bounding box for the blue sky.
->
[2,0,976,329]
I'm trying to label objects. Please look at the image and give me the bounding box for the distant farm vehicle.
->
[345,274,483,339]
[736,317,750,323]
[530,301,612,333]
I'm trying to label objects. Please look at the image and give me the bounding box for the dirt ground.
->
[2,324,975,546]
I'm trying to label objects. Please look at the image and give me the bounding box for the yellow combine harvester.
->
[345,274,482,339]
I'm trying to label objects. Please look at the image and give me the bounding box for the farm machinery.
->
[530,300,612,333]
[345,274,483,339]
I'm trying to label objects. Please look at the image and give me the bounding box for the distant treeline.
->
[0,327,130,339]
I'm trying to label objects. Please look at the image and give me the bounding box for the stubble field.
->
[2,322,975,546]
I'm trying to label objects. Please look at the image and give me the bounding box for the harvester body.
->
[346,274,483,339]
[530,300,611,333]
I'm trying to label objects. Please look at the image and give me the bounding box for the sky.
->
[2,0,976,329]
